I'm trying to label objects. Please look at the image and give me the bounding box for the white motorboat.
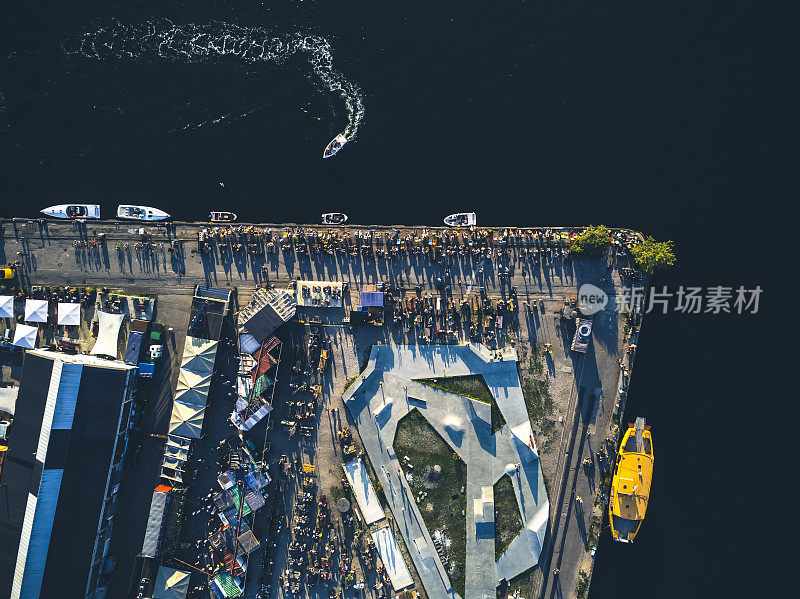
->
[116,204,171,221]
[321,213,348,225]
[40,204,100,219]
[210,211,238,223]
[443,212,477,227]
[323,134,348,158]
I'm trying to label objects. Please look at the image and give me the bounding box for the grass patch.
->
[576,569,590,598]
[491,400,506,434]
[586,513,602,550]
[494,474,524,560]
[343,375,359,394]
[415,374,493,403]
[394,408,467,597]
[416,374,506,434]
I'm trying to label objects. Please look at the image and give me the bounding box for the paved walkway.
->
[344,344,550,599]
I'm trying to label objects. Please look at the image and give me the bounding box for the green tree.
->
[570,225,612,257]
[631,236,676,274]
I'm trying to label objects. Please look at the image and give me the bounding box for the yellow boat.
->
[609,417,654,543]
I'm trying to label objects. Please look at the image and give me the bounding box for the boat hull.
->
[116,205,171,221]
[40,204,100,219]
[321,213,348,225]
[210,212,238,223]
[609,418,653,543]
[323,134,348,158]
[443,212,477,227]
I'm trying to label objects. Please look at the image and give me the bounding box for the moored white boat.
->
[443,212,476,227]
[40,204,100,219]
[116,204,171,221]
[209,211,237,223]
[323,134,348,158]
[321,212,348,225]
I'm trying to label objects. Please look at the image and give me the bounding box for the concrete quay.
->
[0,217,642,599]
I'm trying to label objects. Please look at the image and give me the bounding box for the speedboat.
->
[609,417,654,543]
[41,204,100,219]
[323,134,348,158]
[443,212,476,227]
[116,204,170,221]
[321,213,348,225]
[210,211,237,223]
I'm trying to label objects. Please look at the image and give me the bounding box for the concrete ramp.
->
[372,526,413,590]
[342,459,384,525]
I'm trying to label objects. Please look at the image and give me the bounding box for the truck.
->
[571,318,593,353]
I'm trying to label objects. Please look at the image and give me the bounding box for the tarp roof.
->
[360,291,384,307]
[237,288,296,344]
[180,336,218,375]
[212,571,242,598]
[168,400,205,438]
[0,386,19,415]
[57,302,81,326]
[0,295,14,319]
[153,567,190,599]
[91,311,125,357]
[12,324,38,349]
[142,488,169,558]
[24,299,48,323]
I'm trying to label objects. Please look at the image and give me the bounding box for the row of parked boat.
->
[40,204,478,228]
[40,204,239,223]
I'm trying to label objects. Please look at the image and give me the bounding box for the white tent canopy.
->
[168,400,205,438]
[0,295,14,319]
[57,302,81,326]
[153,566,190,599]
[175,368,211,408]
[13,324,38,349]
[91,311,125,357]
[180,336,218,375]
[24,299,48,323]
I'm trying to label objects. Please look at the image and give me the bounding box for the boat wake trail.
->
[67,20,364,149]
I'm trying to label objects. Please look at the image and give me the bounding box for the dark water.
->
[1,1,796,596]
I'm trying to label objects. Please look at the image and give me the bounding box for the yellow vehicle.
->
[1,267,15,279]
[609,417,653,543]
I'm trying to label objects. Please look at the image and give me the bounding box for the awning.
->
[180,336,218,375]
[153,567,190,599]
[168,400,205,438]
[24,299,48,323]
[164,442,189,462]
[12,323,38,349]
[91,311,125,357]
[0,295,14,318]
[57,302,81,326]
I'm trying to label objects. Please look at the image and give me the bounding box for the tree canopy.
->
[631,237,677,274]
[569,225,612,257]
